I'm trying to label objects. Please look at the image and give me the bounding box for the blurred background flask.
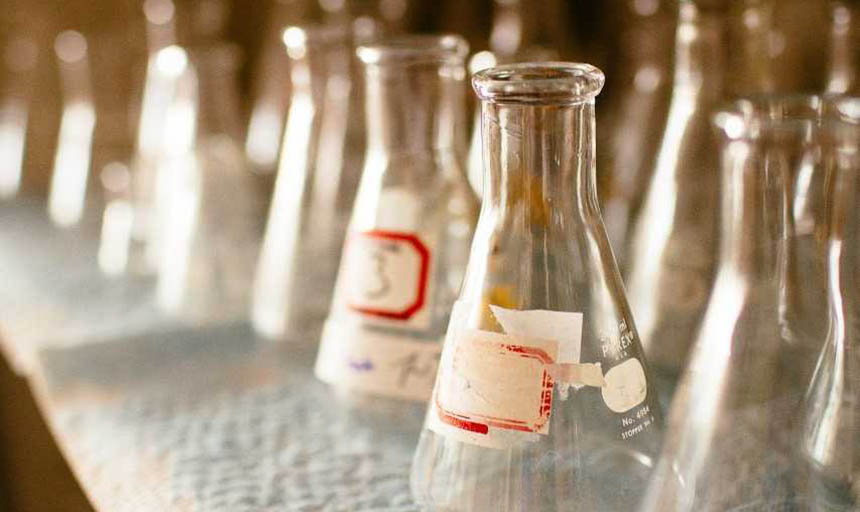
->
[802,96,860,511]
[825,0,858,95]
[639,95,848,512]
[411,63,662,512]
[47,30,95,228]
[251,21,373,342]
[624,0,775,378]
[314,35,478,439]
[151,43,266,323]
[597,0,675,265]
[0,34,38,199]
[464,0,570,198]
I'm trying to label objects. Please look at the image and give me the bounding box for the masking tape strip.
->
[545,362,605,388]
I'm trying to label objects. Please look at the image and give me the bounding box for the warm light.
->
[54,30,88,64]
[155,45,188,78]
[143,0,175,25]
[469,51,497,75]
[282,27,308,60]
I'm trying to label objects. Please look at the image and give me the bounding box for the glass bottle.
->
[314,35,478,438]
[624,0,775,378]
[639,95,849,512]
[150,44,267,323]
[251,21,372,342]
[825,0,858,95]
[597,0,675,266]
[0,35,38,199]
[411,63,662,512]
[802,96,860,511]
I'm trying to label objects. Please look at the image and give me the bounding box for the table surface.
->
[0,197,836,512]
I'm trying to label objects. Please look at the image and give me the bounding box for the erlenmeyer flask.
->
[411,63,662,512]
[825,1,858,95]
[314,35,478,418]
[151,44,266,323]
[0,34,38,199]
[802,96,860,511]
[624,0,775,377]
[47,30,96,228]
[597,0,675,265]
[244,0,311,172]
[639,95,848,512]
[251,21,372,341]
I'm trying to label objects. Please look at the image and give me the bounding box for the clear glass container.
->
[597,0,675,266]
[251,21,373,342]
[47,30,96,228]
[148,44,267,323]
[0,34,38,199]
[244,0,312,172]
[640,95,857,512]
[411,63,663,512]
[314,35,478,440]
[825,0,858,95]
[624,0,777,378]
[802,96,860,511]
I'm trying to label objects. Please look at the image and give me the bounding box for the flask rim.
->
[356,34,468,66]
[472,62,605,105]
[713,94,860,140]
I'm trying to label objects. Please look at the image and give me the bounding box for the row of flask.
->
[298,37,859,511]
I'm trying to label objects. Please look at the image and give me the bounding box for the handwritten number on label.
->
[363,243,399,300]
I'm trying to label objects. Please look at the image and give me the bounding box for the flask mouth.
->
[472,62,605,105]
[713,94,860,140]
[356,34,469,66]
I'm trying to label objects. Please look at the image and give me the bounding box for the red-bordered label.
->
[434,331,558,438]
[344,230,431,321]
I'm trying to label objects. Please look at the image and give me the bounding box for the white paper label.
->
[429,303,610,449]
[315,318,440,401]
[601,358,647,413]
[341,230,431,328]
[430,328,558,449]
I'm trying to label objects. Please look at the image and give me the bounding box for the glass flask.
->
[47,30,96,228]
[802,96,860,511]
[639,95,854,512]
[251,21,373,342]
[825,1,858,95]
[244,0,311,172]
[411,63,662,512]
[149,44,267,323]
[624,0,775,377]
[597,0,675,266]
[0,35,38,199]
[314,35,478,432]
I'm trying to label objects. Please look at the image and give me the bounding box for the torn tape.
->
[545,362,605,388]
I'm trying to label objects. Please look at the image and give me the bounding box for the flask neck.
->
[826,1,857,94]
[192,45,243,141]
[826,160,860,341]
[716,139,785,284]
[364,62,463,154]
[673,5,725,97]
[481,99,598,218]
